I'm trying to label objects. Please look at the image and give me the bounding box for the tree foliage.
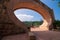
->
[53,20,60,31]
[58,2,60,7]
[23,21,43,27]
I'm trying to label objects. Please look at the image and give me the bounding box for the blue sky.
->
[14,0,60,21]
[40,0,60,20]
[14,9,43,21]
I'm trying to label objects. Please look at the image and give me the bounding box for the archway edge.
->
[7,1,53,31]
[13,2,51,20]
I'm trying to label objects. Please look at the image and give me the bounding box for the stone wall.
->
[0,2,26,39]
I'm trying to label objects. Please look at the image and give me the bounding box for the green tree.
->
[53,20,60,31]
[58,2,60,7]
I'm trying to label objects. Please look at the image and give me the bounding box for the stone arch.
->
[6,0,54,31]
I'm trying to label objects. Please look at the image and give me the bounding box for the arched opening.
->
[14,9,43,30]
[7,1,53,31]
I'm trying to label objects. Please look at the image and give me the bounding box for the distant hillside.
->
[23,21,43,27]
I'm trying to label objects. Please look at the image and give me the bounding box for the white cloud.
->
[15,14,34,21]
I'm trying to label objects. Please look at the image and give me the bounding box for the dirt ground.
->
[31,31,60,40]
[2,31,60,40]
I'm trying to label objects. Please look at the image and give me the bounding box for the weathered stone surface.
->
[0,0,55,40]
[0,1,27,39]
[6,0,54,31]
